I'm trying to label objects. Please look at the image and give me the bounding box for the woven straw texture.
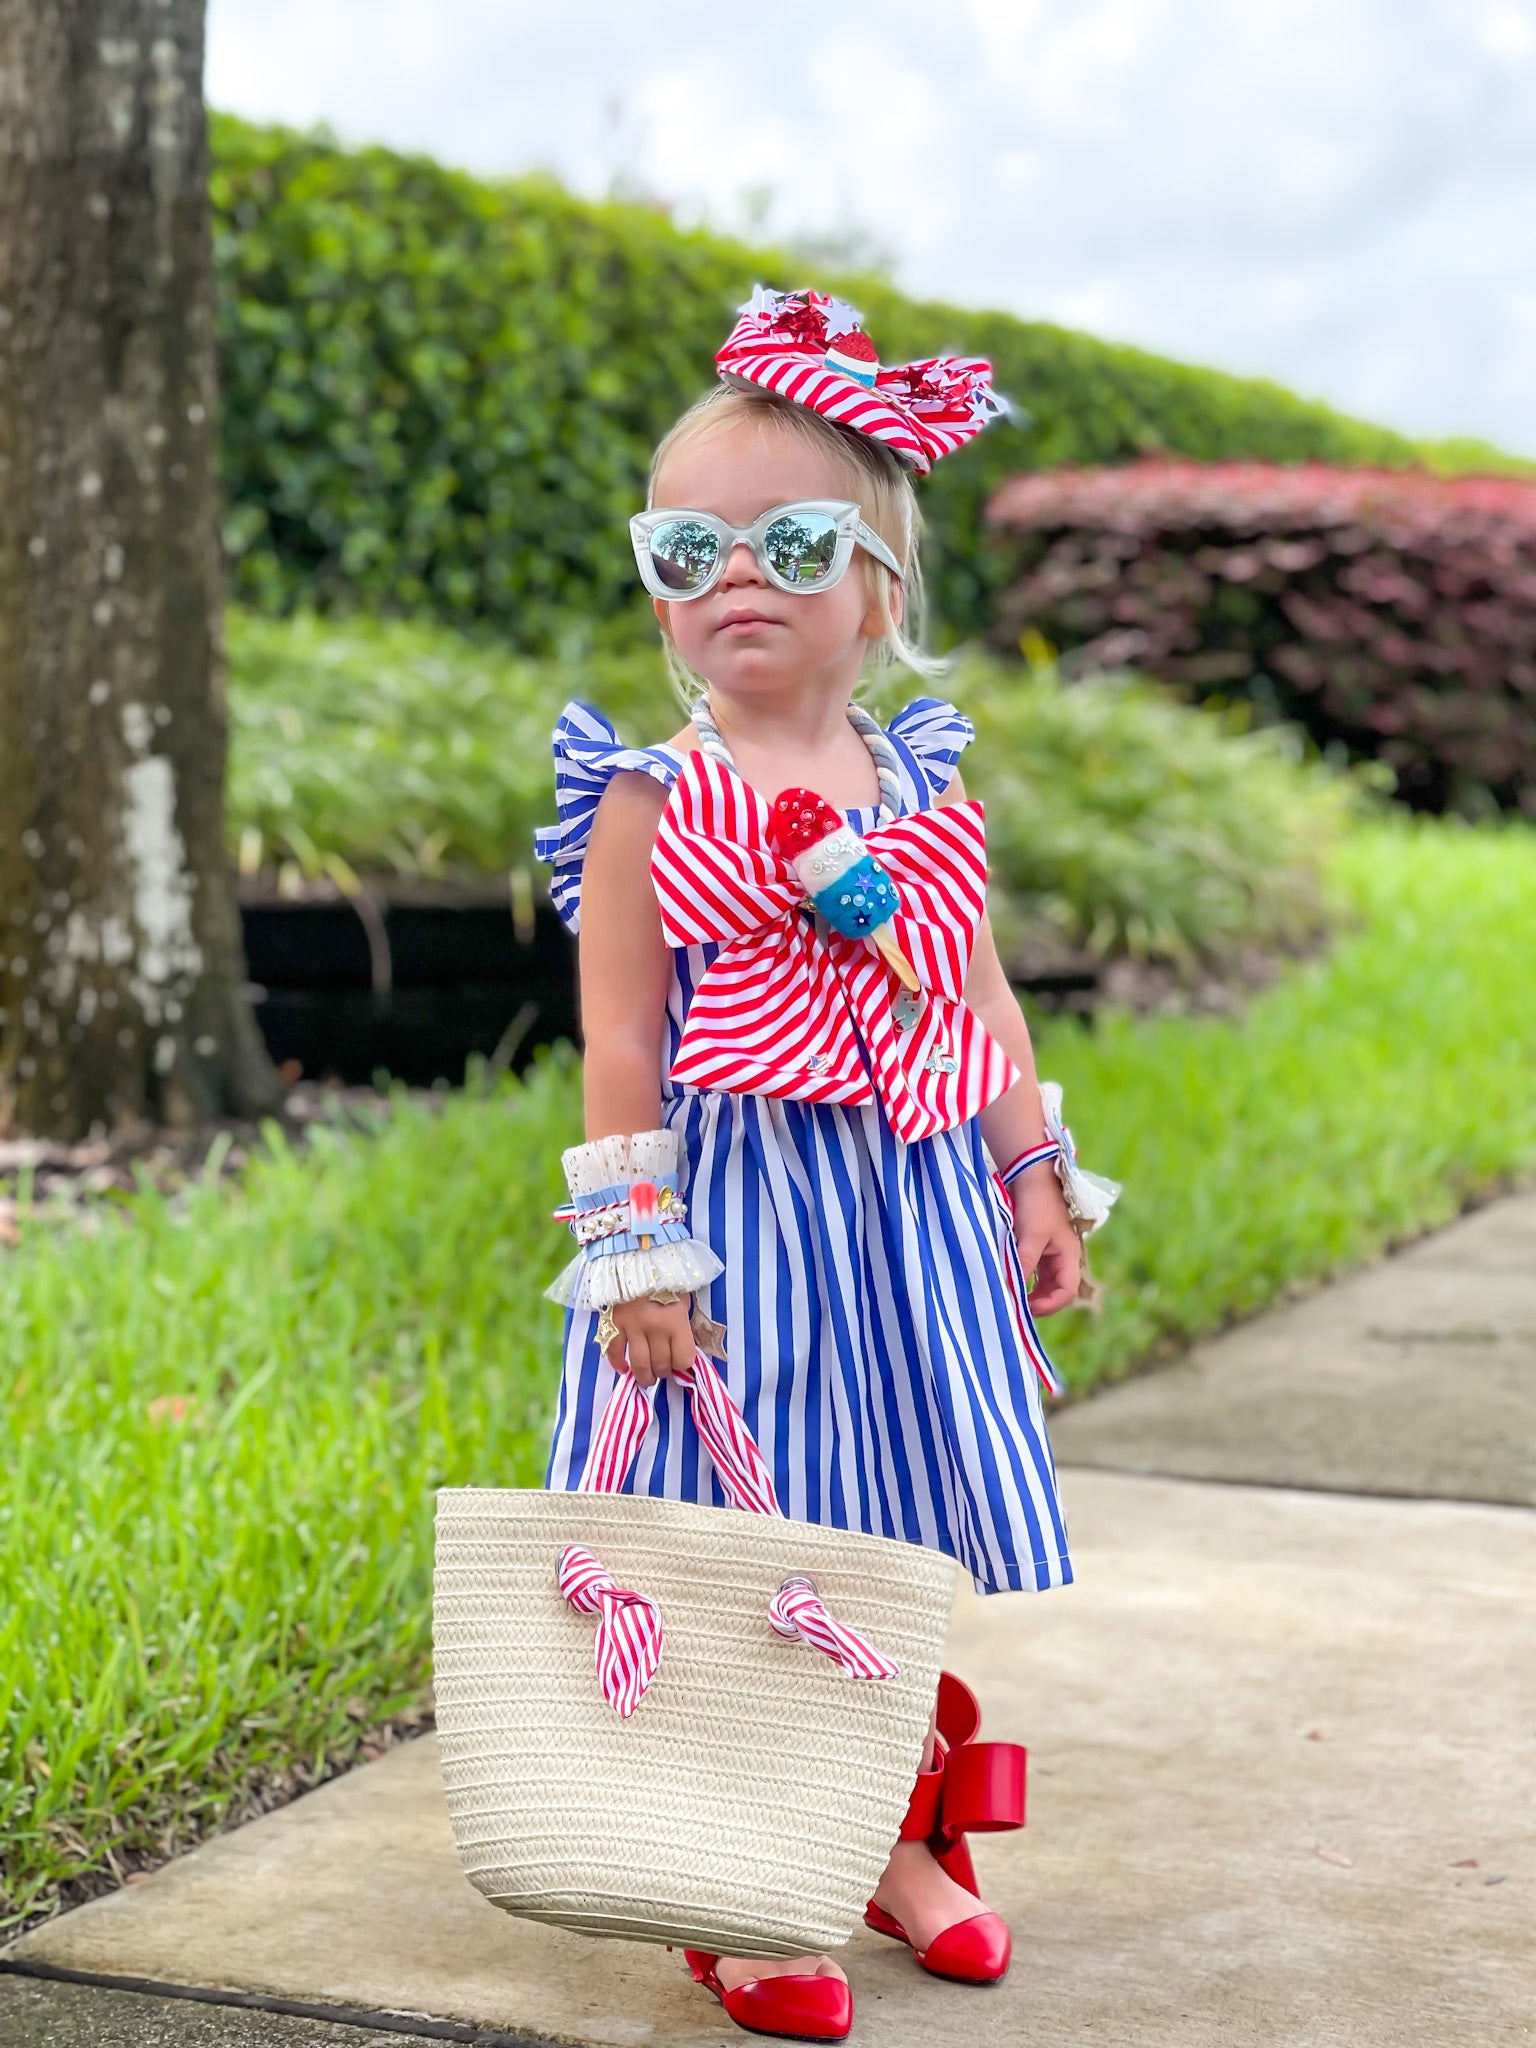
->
[432,1486,955,1956]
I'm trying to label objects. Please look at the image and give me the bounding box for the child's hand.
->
[604,1296,697,1388]
[1008,1167,1082,1315]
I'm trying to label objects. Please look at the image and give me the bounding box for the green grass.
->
[1043,818,1536,1386]
[3,817,1534,1927]
[0,1071,581,1930]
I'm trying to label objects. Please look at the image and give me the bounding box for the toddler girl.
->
[533,287,1115,2041]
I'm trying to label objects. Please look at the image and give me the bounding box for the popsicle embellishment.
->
[627,1178,659,1248]
[768,787,919,990]
[823,328,880,388]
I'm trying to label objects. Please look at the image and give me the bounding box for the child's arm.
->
[936,767,1083,1315]
[574,770,697,1384]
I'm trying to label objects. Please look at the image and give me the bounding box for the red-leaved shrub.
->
[985,458,1536,813]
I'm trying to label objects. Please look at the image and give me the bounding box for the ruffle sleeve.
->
[532,699,684,935]
[884,696,976,804]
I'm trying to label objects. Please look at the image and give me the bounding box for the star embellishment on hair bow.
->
[648,749,1020,1143]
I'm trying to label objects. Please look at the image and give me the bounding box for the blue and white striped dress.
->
[533,695,1072,1597]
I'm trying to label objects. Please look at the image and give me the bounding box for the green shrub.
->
[987,458,1536,816]
[226,609,1349,976]
[227,608,564,889]
[226,608,684,892]
[211,113,1429,650]
[939,652,1355,975]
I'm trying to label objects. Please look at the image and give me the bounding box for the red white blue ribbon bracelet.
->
[997,1139,1061,1189]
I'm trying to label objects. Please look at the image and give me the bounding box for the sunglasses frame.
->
[629,498,905,602]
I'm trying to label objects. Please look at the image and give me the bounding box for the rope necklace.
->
[689,694,904,824]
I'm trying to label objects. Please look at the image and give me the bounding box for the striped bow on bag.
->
[433,1351,955,1958]
[563,1357,899,1716]
[650,746,1020,1144]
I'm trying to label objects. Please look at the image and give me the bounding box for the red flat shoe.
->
[680,1949,853,2041]
[863,1668,1026,1985]
[864,1895,1011,1981]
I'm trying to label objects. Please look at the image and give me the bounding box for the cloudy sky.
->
[206,0,1536,454]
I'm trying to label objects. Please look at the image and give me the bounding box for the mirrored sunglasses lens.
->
[763,511,840,586]
[648,518,720,591]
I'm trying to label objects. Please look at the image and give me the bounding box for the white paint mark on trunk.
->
[118,703,202,1028]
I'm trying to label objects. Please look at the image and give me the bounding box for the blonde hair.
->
[645,381,948,715]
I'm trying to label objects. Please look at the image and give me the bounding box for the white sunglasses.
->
[629,498,904,601]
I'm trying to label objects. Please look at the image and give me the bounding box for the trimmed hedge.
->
[986,459,1536,815]
[209,114,1428,650]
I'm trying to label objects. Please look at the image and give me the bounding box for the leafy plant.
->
[933,653,1356,975]
[227,608,562,892]
[226,609,1350,980]
[987,458,1536,815]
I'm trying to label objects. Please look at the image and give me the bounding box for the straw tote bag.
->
[432,1349,956,1958]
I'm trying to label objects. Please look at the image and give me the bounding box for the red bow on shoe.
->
[903,1670,1027,1894]
[649,748,1019,1144]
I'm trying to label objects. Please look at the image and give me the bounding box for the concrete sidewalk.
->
[5,1195,1533,2048]
[1048,1190,1536,1505]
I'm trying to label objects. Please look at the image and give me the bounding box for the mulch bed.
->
[0,1074,432,1249]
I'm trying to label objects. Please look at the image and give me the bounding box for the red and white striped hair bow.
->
[557,1544,665,1718]
[716,285,1008,476]
[649,749,1020,1144]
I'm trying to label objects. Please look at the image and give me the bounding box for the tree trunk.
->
[0,0,284,1139]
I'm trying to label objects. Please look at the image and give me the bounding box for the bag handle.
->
[576,1348,782,1516]
[565,1347,901,1692]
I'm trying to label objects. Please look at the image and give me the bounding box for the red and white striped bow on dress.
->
[649,749,1021,1145]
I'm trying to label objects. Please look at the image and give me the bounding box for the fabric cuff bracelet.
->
[997,1139,1061,1187]
[1040,1079,1122,1235]
[998,1083,1122,1237]
[546,1126,724,1311]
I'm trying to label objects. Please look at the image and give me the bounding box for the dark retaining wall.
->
[240,882,577,1087]
[239,884,1118,1090]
